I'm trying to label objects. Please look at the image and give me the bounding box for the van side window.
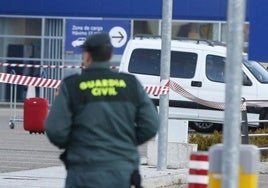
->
[171,51,197,78]
[206,55,225,83]
[128,49,197,78]
[128,49,160,76]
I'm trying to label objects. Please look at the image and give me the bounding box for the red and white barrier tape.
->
[0,73,168,95]
[169,80,247,111]
[144,85,169,95]
[144,80,170,95]
[0,73,60,89]
[0,73,263,109]
[0,62,119,70]
[188,152,209,188]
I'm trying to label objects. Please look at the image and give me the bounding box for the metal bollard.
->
[208,144,259,188]
[241,109,249,144]
[188,152,209,188]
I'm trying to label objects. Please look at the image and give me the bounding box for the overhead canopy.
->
[0,0,249,21]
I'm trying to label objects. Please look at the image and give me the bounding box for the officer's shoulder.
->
[118,72,137,80]
[62,74,80,83]
[62,74,80,81]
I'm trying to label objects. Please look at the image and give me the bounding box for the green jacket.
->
[45,62,159,171]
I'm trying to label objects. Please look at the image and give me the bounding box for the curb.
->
[141,162,268,187]
[140,166,188,188]
[143,173,187,188]
[0,103,23,109]
[0,164,267,188]
[260,162,268,173]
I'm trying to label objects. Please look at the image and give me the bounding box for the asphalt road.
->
[0,107,267,187]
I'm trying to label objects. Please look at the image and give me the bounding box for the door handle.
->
[191,81,202,87]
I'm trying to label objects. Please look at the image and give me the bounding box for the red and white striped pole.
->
[188,152,209,188]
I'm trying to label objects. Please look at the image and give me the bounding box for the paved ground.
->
[0,107,267,187]
[0,107,147,173]
[0,108,61,173]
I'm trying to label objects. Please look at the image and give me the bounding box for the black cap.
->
[80,33,112,51]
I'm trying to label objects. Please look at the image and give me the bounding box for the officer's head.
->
[81,33,113,67]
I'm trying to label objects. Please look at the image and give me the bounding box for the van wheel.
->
[189,122,221,133]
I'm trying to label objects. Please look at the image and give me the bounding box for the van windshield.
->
[243,59,268,83]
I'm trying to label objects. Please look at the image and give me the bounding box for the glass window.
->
[206,55,260,85]
[129,49,160,75]
[243,59,268,83]
[206,55,225,83]
[172,22,214,40]
[170,51,197,78]
[133,20,159,36]
[128,49,197,78]
[0,18,42,58]
[0,18,41,35]
[0,17,63,103]
[221,23,249,52]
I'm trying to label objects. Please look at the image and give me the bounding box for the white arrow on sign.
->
[109,26,127,48]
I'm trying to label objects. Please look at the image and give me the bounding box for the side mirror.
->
[242,74,252,86]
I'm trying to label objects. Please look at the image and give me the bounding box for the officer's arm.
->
[45,82,72,149]
[135,80,159,145]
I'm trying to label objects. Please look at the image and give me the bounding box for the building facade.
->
[0,1,250,103]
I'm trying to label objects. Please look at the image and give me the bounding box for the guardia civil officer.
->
[45,33,159,188]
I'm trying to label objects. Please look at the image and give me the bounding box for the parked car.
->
[119,36,268,132]
[71,37,86,47]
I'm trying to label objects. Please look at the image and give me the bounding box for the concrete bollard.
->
[147,140,197,169]
[188,152,209,188]
[208,144,259,188]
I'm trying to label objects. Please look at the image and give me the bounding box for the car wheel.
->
[189,121,221,133]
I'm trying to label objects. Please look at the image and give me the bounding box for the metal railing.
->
[169,110,268,150]
[241,110,268,150]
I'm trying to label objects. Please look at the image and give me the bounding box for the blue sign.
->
[248,0,268,61]
[65,19,131,55]
[0,0,236,21]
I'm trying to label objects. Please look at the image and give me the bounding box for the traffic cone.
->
[26,85,36,98]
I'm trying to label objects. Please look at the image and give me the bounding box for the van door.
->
[126,48,200,119]
[169,48,202,120]
[198,54,257,122]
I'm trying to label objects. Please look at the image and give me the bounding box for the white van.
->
[119,36,268,132]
